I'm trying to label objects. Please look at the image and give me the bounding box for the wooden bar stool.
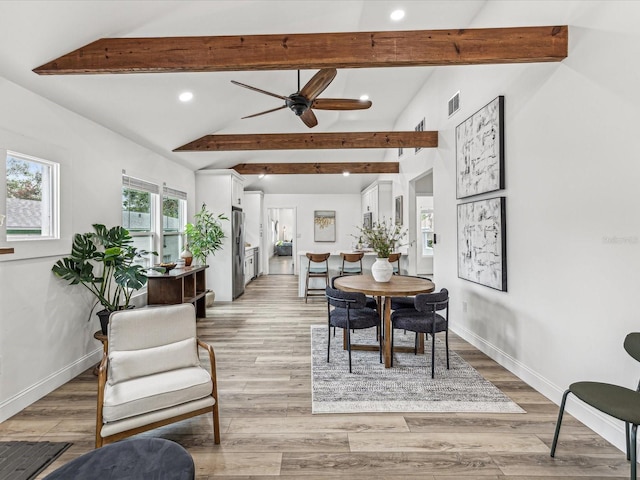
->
[388,252,401,275]
[339,252,364,276]
[305,252,330,303]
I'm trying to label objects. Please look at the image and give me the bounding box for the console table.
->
[146,265,208,318]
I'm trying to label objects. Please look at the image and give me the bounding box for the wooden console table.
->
[146,265,208,318]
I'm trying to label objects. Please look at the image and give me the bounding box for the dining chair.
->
[325,286,382,373]
[390,276,433,311]
[304,252,330,303]
[388,252,401,275]
[339,252,364,275]
[390,288,449,378]
[551,332,640,480]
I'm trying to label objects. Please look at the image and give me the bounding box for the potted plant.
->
[184,203,228,265]
[51,224,157,333]
[357,219,408,282]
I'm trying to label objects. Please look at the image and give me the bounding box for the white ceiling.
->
[0,0,489,194]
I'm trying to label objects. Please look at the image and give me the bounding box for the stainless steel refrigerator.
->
[232,208,245,299]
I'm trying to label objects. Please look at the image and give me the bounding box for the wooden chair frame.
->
[96,338,220,448]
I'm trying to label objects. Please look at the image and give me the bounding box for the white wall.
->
[264,193,361,274]
[0,77,195,422]
[387,0,640,452]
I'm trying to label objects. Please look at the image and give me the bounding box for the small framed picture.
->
[395,196,403,225]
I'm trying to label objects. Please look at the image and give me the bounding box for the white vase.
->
[371,257,394,282]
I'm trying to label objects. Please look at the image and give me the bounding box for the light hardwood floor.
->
[1,274,630,479]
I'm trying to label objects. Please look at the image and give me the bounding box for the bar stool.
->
[305,252,330,303]
[389,252,401,275]
[339,252,364,276]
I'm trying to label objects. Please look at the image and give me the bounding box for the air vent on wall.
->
[448,91,460,117]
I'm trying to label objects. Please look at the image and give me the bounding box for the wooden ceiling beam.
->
[232,162,399,175]
[33,26,567,75]
[174,131,438,152]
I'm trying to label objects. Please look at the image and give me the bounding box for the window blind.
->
[122,175,159,194]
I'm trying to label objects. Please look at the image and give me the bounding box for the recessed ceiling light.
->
[258,173,265,179]
[343,171,350,177]
[359,94,369,101]
[390,9,405,21]
[179,91,193,102]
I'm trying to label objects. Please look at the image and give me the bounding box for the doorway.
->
[266,207,296,275]
[409,171,434,277]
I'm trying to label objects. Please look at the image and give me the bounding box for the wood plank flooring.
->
[0,275,630,478]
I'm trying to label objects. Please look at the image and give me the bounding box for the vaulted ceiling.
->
[0,1,568,194]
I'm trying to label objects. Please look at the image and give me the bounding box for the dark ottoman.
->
[44,438,194,479]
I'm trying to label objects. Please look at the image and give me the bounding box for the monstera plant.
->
[52,224,156,333]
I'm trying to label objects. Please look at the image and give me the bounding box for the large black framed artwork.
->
[457,197,507,291]
[456,96,505,199]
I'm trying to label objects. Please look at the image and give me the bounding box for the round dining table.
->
[333,274,435,367]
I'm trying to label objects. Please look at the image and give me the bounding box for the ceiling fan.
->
[231,68,372,128]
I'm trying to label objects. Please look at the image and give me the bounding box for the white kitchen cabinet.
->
[231,175,244,209]
[361,180,392,225]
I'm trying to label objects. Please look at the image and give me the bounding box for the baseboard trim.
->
[451,324,628,453]
[0,348,102,423]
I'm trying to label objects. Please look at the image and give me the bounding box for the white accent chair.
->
[95,303,220,448]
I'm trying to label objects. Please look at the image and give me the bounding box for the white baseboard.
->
[0,348,102,423]
[451,324,628,454]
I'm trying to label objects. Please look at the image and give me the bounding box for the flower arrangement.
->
[356,218,408,258]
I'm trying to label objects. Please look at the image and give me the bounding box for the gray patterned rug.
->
[311,325,524,414]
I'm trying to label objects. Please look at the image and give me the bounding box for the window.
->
[122,175,159,268]
[5,151,59,241]
[162,186,187,263]
[420,209,434,256]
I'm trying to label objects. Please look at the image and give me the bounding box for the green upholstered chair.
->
[551,332,640,480]
[304,252,330,303]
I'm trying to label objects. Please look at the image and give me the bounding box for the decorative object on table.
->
[157,262,176,272]
[179,244,193,266]
[456,95,505,199]
[356,218,408,282]
[311,325,524,414]
[51,224,157,334]
[313,210,336,242]
[185,203,228,265]
[395,195,403,225]
[457,197,507,291]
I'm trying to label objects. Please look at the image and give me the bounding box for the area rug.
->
[311,325,524,414]
[0,441,71,480]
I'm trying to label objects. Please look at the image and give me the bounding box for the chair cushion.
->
[309,267,328,273]
[570,381,640,425]
[330,307,379,330]
[108,337,199,385]
[391,309,447,334]
[341,267,362,274]
[103,366,213,423]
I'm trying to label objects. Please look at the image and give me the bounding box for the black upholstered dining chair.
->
[551,333,640,480]
[390,276,433,311]
[390,288,449,378]
[325,286,381,373]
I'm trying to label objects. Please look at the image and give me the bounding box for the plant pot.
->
[97,306,134,335]
[371,257,394,282]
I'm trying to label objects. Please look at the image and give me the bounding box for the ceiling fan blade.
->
[300,68,337,101]
[300,109,318,128]
[312,98,373,110]
[241,105,287,119]
[231,80,288,101]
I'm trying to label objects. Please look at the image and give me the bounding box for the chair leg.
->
[627,422,631,461]
[431,333,436,379]
[327,323,331,363]
[631,424,637,480]
[347,326,352,373]
[550,389,571,457]
[390,326,395,367]
[379,325,383,364]
[414,333,418,355]
[304,274,309,303]
[445,329,450,370]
